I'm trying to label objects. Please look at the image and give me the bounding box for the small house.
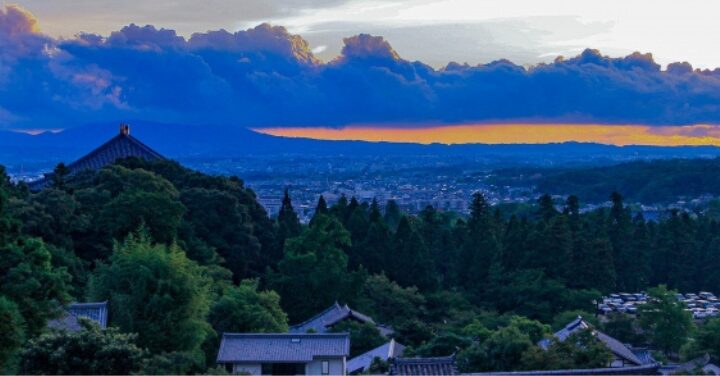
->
[216,333,350,375]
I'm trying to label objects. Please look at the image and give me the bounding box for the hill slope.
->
[492,158,720,203]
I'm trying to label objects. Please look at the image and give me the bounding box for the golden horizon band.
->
[255,124,720,147]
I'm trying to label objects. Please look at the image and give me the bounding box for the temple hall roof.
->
[289,301,393,336]
[28,124,164,190]
[538,316,645,366]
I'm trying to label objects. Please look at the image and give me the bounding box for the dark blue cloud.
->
[3,5,720,130]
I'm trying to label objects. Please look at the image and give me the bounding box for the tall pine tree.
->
[277,189,302,249]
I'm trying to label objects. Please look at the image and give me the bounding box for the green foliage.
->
[0,166,16,240]
[600,313,645,345]
[461,320,492,342]
[458,193,500,301]
[0,296,25,373]
[486,268,599,322]
[139,351,205,375]
[330,321,386,357]
[638,285,694,355]
[19,319,145,375]
[90,231,212,356]
[423,291,479,335]
[180,187,262,280]
[277,189,302,246]
[520,331,613,370]
[94,166,185,244]
[0,237,70,336]
[480,324,534,371]
[507,316,550,343]
[387,216,437,291]
[412,333,473,357]
[354,274,426,329]
[492,158,720,203]
[269,214,364,322]
[209,279,288,334]
[457,318,543,372]
[7,157,720,373]
[684,318,720,360]
[383,200,402,231]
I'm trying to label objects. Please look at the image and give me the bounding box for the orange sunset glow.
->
[256,124,720,146]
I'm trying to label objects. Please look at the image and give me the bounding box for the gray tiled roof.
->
[347,339,405,374]
[47,302,108,332]
[290,302,392,336]
[661,354,719,375]
[540,317,643,366]
[629,347,656,365]
[216,333,350,363]
[390,356,458,376]
[28,125,164,190]
[66,132,163,172]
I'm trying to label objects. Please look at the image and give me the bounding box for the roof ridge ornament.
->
[120,123,130,136]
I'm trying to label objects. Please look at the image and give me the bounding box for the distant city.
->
[8,138,720,223]
[178,155,716,223]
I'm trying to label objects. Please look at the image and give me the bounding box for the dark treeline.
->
[491,157,720,204]
[1,158,719,374]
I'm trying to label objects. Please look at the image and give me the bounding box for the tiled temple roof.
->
[538,316,645,366]
[289,301,393,336]
[347,339,405,374]
[28,124,164,190]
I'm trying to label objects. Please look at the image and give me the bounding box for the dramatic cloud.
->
[3,5,720,130]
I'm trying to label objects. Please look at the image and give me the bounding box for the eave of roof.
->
[216,333,350,363]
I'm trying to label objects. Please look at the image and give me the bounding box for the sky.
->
[4,1,720,145]
[15,0,720,69]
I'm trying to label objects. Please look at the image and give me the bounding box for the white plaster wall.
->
[305,357,345,375]
[233,363,262,375]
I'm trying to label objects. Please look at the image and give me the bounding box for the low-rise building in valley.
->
[290,301,393,337]
[347,339,405,374]
[216,333,350,375]
[47,301,109,332]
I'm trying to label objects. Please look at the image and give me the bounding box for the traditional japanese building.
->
[47,302,109,332]
[216,333,350,375]
[289,302,393,337]
[538,316,654,369]
[390,355,459,375]
[347,339,405,374]
[28,124,164,190]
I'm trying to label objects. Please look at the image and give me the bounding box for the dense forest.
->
[1,158,720,374]
[491,157,720,204]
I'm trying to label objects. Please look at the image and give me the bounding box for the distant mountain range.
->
[4,122,720,174]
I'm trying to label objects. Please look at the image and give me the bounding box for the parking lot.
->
[598,291,719,319]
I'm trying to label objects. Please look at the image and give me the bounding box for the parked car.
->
[699,291,717,300]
